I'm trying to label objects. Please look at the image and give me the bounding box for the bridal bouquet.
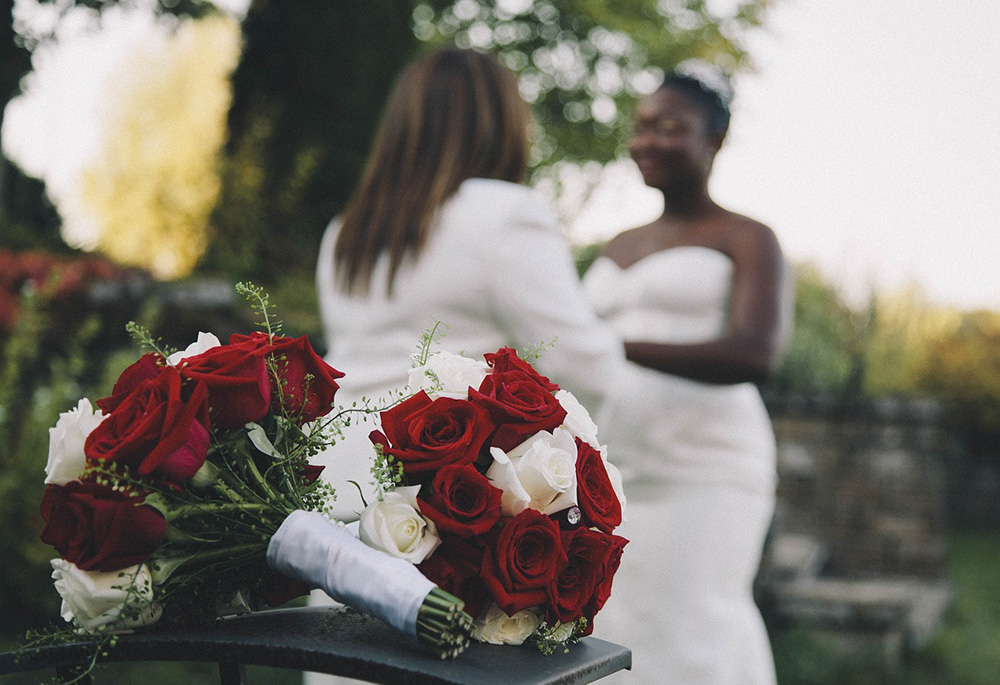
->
[355,340,629,651]
[34,285,471,666]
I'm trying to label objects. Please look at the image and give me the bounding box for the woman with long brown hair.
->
[306,45,640,685]
[314,46,630,522]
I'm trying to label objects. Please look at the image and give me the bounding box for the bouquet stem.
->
[416,587,473,659]
[267,511,473,658]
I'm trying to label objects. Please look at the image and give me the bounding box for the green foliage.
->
[770,625,897,685]
[236,281,283,337]
[205,0,421,283]
[0,289,106,636]
[194,0,775,280]
[6,0,776,282]
[913,310,1000,455]
[573,240,603,277]
[860,286,942,397]
[415,0,775,167]
[770,532,1000,685]
[0,0,63,249]
[767,263,866,396]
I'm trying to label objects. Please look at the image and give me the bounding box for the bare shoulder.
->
[720,211,783,262]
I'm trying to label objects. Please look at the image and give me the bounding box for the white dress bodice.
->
[585,246,735,344]
[582,247,777,493]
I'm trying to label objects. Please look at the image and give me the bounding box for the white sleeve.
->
[486,194,628,414]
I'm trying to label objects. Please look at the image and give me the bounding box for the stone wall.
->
[765,395,949,579]
[757,395,954,660]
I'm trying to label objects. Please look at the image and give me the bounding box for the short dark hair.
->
[660,72,732,140]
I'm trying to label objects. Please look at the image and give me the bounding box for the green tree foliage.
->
[0,288,101,634]
[0,0,62,251]
[915,310,1000,455]
[205,0,424,282]
[415,0,775,167]
[860,285,954,397]
[12,0,773,280]
[767,263,866,396]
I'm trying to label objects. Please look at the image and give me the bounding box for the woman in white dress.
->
[582,72,791,684]
[306,47,639,684]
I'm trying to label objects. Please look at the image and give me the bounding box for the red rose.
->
[96,352,163,413]
[228,333,345,423]
[546,527,607,624]
[85,366,211,483]
[418,535,490,618]
[470,371,567,451]
[40,482,166,572]
[372,391,494,475]
[176,341,271,429]
[300,461,325,485]
[484,347,559,392]
[575,440,623,533]
[480,509,567,614]
[419,465,503,538]
[581,532,628,636]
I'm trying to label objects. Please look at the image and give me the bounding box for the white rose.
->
[408,351,489,400]
[51,559,162,633]
[555,389,600,448]
[472,603,542,645]
[486,428,578,517]
[358,486,440,563]
[167,331,221,366]
[45,399,104,486]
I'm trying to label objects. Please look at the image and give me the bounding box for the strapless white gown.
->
[582,247,778,685]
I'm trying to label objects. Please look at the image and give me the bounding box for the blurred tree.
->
[766,263,865,397]
[0,0,63,251]
[78,14,240,279]
[415,0,776,167]
[915,310,1000,456]
[205,0,426,282]
[861,285,958,397]
[12,0,774,280]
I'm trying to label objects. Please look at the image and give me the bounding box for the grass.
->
[771,530,1000,684]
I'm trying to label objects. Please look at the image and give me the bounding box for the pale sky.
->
[4,0,998,310]
[573,0,1000,310]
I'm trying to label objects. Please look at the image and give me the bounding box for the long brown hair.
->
[334,47,530,294]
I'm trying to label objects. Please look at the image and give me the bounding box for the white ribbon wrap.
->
[267,510,435,637]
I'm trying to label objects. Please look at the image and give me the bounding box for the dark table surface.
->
[1,606,631,684]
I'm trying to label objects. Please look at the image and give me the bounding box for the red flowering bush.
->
[0,248,142,331]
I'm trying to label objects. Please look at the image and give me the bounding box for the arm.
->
[488,192,628,411]
[623,225,791,385]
